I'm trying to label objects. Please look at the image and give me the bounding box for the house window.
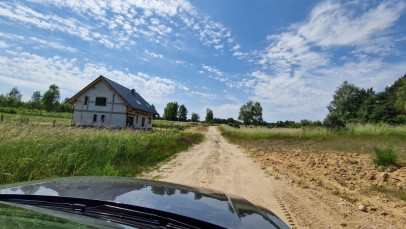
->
[101,115,105,123]
[148,117,151,124]
[93,114,97,122]
[84,96,89,105]
[95,97,107,106]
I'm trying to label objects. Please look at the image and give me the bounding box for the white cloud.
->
[298,0,406,47]
[30,37,77,52]
[187,91,216,100]
[202,64,223,76]
[16,0,238,52]
[246,0,406,121]
[0,41,8,48]
[144,49,164,59]
[0,50,184,104]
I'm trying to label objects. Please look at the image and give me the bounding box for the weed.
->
[339,193,358,204]
[372,147,399,167]
[371,185,406,201]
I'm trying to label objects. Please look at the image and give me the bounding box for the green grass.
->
[219,124,406,161]
[0,112,71,125]
[0,123,203,185]
[152,120,195,130]
[373,147,400,167]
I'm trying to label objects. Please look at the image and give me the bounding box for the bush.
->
[0,107,17,114]
[373,147,399,167]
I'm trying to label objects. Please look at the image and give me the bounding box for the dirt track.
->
[141,126,404,228]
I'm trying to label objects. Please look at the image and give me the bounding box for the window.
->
[148,117,151,124]
[95,97,107,106]
[84,96,89,105]
[101,115,105,123]
[93,114,97,122]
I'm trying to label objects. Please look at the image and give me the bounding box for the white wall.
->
[72,80,154,128]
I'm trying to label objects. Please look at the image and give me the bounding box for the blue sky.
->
[0,0,405,122]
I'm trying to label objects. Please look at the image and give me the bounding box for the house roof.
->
[68,75,159,116]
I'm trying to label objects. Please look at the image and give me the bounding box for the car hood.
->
[0,176,288,228]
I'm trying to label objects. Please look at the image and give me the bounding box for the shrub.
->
[373,147,399,167]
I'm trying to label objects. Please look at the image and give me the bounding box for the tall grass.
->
[0,123,203,185]
[153,120,195,129]
[0,112,71,125]
[219,123,406,140]
[219,124,406,160]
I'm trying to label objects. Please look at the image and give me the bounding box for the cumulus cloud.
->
[245,0,406,121]
[144,49,164,59]
[0,50,185,103]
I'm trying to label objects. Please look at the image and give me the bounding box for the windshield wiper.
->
[0,194,224,229]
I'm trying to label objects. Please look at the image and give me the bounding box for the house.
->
[68,75,159,128]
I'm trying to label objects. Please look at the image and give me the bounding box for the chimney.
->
[131,89,135,94]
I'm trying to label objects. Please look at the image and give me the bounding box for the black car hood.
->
[0,176,288,228]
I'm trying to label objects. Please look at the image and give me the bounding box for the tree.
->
[178,104,188,122]
[163,102,179,121]
[205,108,213,124]
[191,112,200,125]
[29,91,42,109]
[326,81,374,124]
[7,87,22,101]
[394,76,406,114]
[238,101,263,126]
[42,84,60,111]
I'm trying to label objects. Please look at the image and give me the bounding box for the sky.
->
[0,0,405,122]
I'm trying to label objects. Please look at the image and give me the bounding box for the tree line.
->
[324,74,406,127]
[0,84,73,113]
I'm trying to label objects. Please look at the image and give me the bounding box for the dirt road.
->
[141,126,403,228]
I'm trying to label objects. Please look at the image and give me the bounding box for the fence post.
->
[53,120,56,127]
[1,114,3,122]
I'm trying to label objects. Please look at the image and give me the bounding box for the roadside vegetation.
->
[0,123,203,185]
[219,124,406,161]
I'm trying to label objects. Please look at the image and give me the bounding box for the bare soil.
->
[140,126,406,228]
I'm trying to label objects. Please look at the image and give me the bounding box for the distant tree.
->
[191,112,200,125]
[150,104,159,118]
[163,102,179,121]
[29,91,43,109]
[7,87,22,101]
[238,101,263,126]
[42,84,60,111]
[326,81,374,125]
[205,108,213,124]
[178,104,188,122]
[4,87,23,107]
[394,76,406,114]
[31,91,42,102]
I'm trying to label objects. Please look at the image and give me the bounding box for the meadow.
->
[152,119,196,130]
[219,124,406,161]
[0,112,72,125]
[0,123,203,185]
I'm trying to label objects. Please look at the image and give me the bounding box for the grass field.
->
[0,123,203,185]
[219,124,406,161]
[152,119,197,130]
[0,112,72,125]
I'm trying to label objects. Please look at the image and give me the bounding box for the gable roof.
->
[68,75,159,116]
